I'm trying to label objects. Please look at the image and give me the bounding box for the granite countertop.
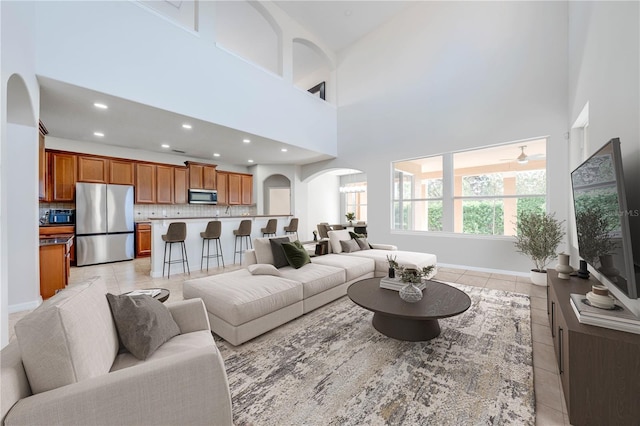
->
[147,214,292,221]
[39,236,73,246]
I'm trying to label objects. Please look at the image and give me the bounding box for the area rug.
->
[216,282,535,425]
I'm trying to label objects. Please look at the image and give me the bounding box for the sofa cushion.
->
[183,270,302,326]
[346,249,437,274]
[355,237,371,250]
[270,237,292,268]
[253,235,293,265]
[328,229,351,253]
[106,294,181,360]
[282,240,311,268]
[14,278,119,394]
[248,263,281,276]
[279,264,345,299]
[340,239,361,253]
[311,254,375,282]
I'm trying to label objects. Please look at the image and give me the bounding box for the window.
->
[392,139,547,236]
[341,175,367,222]
[392,156,443,231]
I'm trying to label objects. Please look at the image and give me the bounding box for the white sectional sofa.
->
[183,231,437,346]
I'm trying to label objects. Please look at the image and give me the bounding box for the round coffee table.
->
[347,278,471,341]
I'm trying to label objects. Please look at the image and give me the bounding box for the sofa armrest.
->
[242,249,257,266]
[370,243,398,251]
[166,298,211,334]
[4,346,233,426]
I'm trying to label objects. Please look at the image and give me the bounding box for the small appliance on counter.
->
[48,209,75,224]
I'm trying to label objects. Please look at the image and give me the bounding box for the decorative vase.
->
[577,260,590,279]
[530,270,547,286]
[388,267,395,278]
[556,253,573,279]
[599,254,620,282]
[399,283,423,303]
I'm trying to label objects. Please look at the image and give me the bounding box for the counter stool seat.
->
[233,220,253,264]
[201,220,224,270]
[284,218,299,240]
[162,222,190,277]
[261,219,277,237]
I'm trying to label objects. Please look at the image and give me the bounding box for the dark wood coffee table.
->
[347,278,471,341]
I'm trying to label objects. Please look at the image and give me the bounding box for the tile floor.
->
[8,260,570,425]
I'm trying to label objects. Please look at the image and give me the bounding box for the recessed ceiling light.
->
[243,139,251,143]
[182,124,192,129]
[93,132,104,137]
[248,159,254,163]
[93,102,108,109]
[213,153,221,157]
[281,148,288,152]
[161,144,170,149]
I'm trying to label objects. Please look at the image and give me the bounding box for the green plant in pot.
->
[514,211,565,286]
[396,265,436,303]
[386,255,398,278]
[345,212,356,226]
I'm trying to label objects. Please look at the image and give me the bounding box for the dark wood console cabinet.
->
[547,269,640,426]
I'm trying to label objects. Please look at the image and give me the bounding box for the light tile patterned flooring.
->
[8,260,570,425]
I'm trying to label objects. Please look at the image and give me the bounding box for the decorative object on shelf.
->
[397,265,436,303]
[577,260,590,279]
[387,255,398,278]
[556,253,574,279]
[586,285,616,309]
[345,212,356,226]
[513,211,565,286]
[313,230,318,242]
[400,283,423,303]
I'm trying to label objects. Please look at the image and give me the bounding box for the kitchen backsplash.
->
[39,203,257,223]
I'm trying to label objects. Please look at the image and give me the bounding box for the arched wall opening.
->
[292,38,334,103]
[263,174,291,215]
[2,73,40,347]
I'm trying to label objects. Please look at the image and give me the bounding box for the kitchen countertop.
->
[39,236,74,246]
[147,214,292,221]
[39,223,75,227]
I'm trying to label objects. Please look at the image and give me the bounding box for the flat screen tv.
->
[571,138,639,299]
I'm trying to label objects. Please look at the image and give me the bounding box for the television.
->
[571,138,639,299]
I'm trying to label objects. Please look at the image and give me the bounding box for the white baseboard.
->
[9,298,42,313]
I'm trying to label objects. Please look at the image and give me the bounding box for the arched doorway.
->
[263,174,291,215]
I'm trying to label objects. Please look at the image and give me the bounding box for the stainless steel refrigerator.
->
[75,183,135,266]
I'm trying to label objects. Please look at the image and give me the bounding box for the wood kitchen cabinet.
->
[109,159,135,185]
[38,124,47,200]
[223,172,253,205]
[39,225,75,264]
[227,173,241,205]
[216,171,228,205]
[77,155,108,183]
[135,222,151,258]
[50,152,77,202]
[186,162,216,190]
[156,165,174,204]
[241,174,253,205]
[135,163,156,204]
[39,237,72,299]
[174,167,188,204]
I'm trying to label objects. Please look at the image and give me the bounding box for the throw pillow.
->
[349,231,366,239]
[248,263,282,276]
[269,237,292,268]
[106,293,181,360]
[355,237,371,250]
[340,239,361,253]
[281,240,311,269]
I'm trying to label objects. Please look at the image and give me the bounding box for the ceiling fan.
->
[500,146,545,164]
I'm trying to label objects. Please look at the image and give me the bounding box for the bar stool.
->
[162,222,190,277]
[261,219,277,237]
[200,220,224,271]
[233,219,252,264]
[284,218,299,240]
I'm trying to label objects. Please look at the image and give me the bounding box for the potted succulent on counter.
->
[345,212,356,226]
[514,211,565,286]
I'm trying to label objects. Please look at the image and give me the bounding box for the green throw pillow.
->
[281,240,311,269]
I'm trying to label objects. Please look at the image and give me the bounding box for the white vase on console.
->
[556,253,574,279]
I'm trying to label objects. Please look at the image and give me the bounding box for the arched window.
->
[292,38,332,102]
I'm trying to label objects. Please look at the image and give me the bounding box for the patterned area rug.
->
[217,282,535,425]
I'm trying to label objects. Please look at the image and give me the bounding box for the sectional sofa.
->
[183,230,437,346]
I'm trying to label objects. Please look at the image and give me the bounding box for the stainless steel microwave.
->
[188,189,217,204]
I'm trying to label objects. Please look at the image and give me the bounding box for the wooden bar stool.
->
[200,220,224,271]
[261,218,277,237]
[284,218,298,240]
[162,222,190,277]
[233,219,252,264]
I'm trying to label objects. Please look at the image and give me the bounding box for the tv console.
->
[546,269,640,426]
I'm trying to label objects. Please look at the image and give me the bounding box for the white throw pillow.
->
[248,263,282,276]
[328,229,351,254]
[340,239,361,253]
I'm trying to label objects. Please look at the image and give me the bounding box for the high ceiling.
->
[38,1,412,166]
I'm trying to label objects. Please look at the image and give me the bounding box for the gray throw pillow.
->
[355,237,371,250]
[106,293,180,360]
[340,239,361,253]
[270,237,292,268]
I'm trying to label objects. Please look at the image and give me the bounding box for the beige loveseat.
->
[1,279,233,426]
[183,233,437,346]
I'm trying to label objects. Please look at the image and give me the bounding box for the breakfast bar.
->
[149,215,292,278]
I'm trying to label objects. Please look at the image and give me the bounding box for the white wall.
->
[307,173,341,237]
[331,1,569,274]
[567,1,640,314]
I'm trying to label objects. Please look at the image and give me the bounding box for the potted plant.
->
[514,211,565,286]
[345,212,356,226]
[396,265,436,302]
